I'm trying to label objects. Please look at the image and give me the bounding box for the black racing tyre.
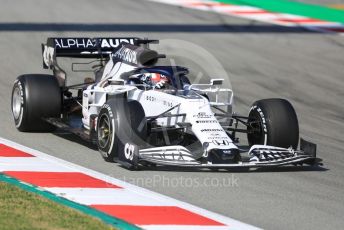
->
[127,100,148,143]
[11,74,62,132]
[97,98,147,162]
[247,98,299,149]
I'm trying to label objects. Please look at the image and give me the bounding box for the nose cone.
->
[207,148,241,164]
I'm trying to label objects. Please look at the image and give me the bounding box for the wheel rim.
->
[247,112,265,145]
[12,86,22,120]
[97,114,113,149]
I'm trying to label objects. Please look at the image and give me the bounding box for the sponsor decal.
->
[100,38,134,48]
[201,129,223,132]
[124,143,135,161]
[212,140,230,146]
[193,112,212,119]
[54,38,135,49]
[196,120,218,124]
[145,95,157,102]
[210,133,220,136]
[42,45,55,67]
[223,150,232,154]
[55,38,94,49]
[144,96,174,107]
[112,45,138,64]
[207,136,229,140]
[163,100,173,107]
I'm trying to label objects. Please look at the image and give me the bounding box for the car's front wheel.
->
[247,98,299,149]
[97,98,147,166]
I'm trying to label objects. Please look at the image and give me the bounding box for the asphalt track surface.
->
[1,0,344,229]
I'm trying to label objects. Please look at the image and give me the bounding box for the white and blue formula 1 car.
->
[11,37,321,170]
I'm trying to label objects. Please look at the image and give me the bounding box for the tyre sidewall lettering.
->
[104,105,116,155]
[98,113,111,157]
[103,103,114,119]
[13,80,25,128]
[250,105,268,145]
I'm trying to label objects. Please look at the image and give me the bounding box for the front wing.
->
[120,138,322,170]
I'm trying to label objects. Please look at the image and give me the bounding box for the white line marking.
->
[141,226,237,230]
[0,157,76,172]
[0,137,259,229]
[45,188,175,206]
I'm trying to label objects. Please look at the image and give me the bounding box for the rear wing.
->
[42,37,158,69]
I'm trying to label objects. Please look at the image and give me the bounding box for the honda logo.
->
[212,140,230,146]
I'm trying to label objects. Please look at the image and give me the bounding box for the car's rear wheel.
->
[247,98,299,149]
[11,74,62,132]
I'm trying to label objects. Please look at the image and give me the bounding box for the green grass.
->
[0,182,116,230]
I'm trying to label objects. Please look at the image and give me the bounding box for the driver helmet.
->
[140,73,170,89]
